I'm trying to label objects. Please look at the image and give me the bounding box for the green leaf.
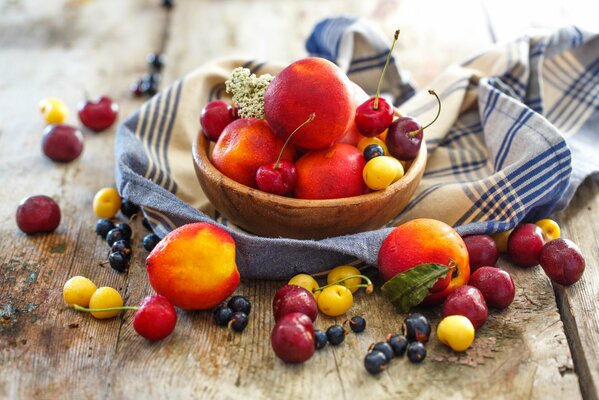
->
[381,263,450,314]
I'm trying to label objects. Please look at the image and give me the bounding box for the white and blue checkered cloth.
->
[116,18,598,279]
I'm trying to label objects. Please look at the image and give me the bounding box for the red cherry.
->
[255,113,314,196]
[78,96,119,132]
[133,294,177,341]
[41,124,84,162]
[16,195,61,234]
[271,312,315,363]
[355,98,394,137]
[354,30,399,137]
[256,160,298,195]
[200,100,236,142]
[386,90,440,160]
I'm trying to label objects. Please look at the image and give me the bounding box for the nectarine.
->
[264,57,354,150]
[146,222,240,310]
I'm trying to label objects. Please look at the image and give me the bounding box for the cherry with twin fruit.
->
[75,294,177,341]
[256,113,315,196]
[354,30,399,137]
[386,89,441,160]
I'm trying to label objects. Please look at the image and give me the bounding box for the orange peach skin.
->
[294,143,368,200]
[378,218,470,304]
[264,57,354,150]
[211,118,295,188]
[146,222,240,310]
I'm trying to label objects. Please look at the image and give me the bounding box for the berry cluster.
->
[63,276,177,341]
[94,190,162,273]
[131,53,166,98]
[313,316,366,350]
[213,295,252,333]
[364,313,430,375]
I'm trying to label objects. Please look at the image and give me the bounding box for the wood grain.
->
[0,0,595,399]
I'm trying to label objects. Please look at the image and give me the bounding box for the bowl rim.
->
[192,122,427,209]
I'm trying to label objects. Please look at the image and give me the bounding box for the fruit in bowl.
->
[193,30,433,239]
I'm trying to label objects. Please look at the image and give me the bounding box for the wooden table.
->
[1,1,597,399]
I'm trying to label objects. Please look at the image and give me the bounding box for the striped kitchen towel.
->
[115,18,599,279]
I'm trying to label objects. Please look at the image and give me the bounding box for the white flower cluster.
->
[225,67,273,119]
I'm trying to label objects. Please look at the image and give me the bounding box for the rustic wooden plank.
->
[102,0,580,399]
[555,177,599,400]
[0,0,165,398]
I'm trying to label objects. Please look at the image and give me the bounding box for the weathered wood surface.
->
[0,0,596,399]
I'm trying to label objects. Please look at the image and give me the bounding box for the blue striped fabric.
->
[115,19,598,279]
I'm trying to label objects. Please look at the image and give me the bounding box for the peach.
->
[211,118,295,188]
[378,219,470,305]
[338,82,369,146]
[146,222,240,310]
[264,57,354,150]
[294,143,368,200]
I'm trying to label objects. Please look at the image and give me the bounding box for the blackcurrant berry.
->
[370,341,394,362]
[387,334,408,357]
[142,217,152,231]
[108,251,129,273]
[406,341,427,363]
[116,222,132,240]
[349,316,366,333]
[143,233,161,252]
[227,295,251,315]
[147,53,166,71]
[95,218,115,239]
[229,312,248,332]
[326,325,345,346]
[106,228,128,247]
[161,0,174,9]
[111,240,132,259]
[213,304,233,327]
[364,351,388,375]
[363,144,385,161]
[403,313,431,343]
[120,199,139,218]
[314,329,327,350]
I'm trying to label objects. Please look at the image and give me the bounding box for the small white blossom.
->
[225,67,273,119]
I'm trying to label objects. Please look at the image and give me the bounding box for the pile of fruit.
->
[199,30,440,198]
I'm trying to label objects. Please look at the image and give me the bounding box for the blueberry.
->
[106,228,128,247]
[143,233,161,252]
[95,219,115,239]
[116,222,132,240]
[406,341,427,363]
[108,251,129,273]
[227,295,251,315]
[371,341,394,362]
[147,53,166,71]
[229,312,248,332]
[314,329,328,350]
[326,325,345,346]
[120,199,139,218]
[213,304,233,327]
[161,0,174,8]
[111,240,131,259]
[142,217,152,231]
[349,316,366,333]
[363,144,385,161]
[403,313,431,343]
[387,334,408,357]
[364,351,388,375]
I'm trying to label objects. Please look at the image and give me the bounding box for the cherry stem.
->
[374,29,400,110]
[73,304,139,313]
[313,274,374,295]
[274,113,315,169]
[408,89,441,138]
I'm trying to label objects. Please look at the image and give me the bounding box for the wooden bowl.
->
[192,131,427,240]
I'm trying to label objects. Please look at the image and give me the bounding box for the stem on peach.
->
[373,29,400,110]
[274,113,315,169]
[408,89,441,138]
